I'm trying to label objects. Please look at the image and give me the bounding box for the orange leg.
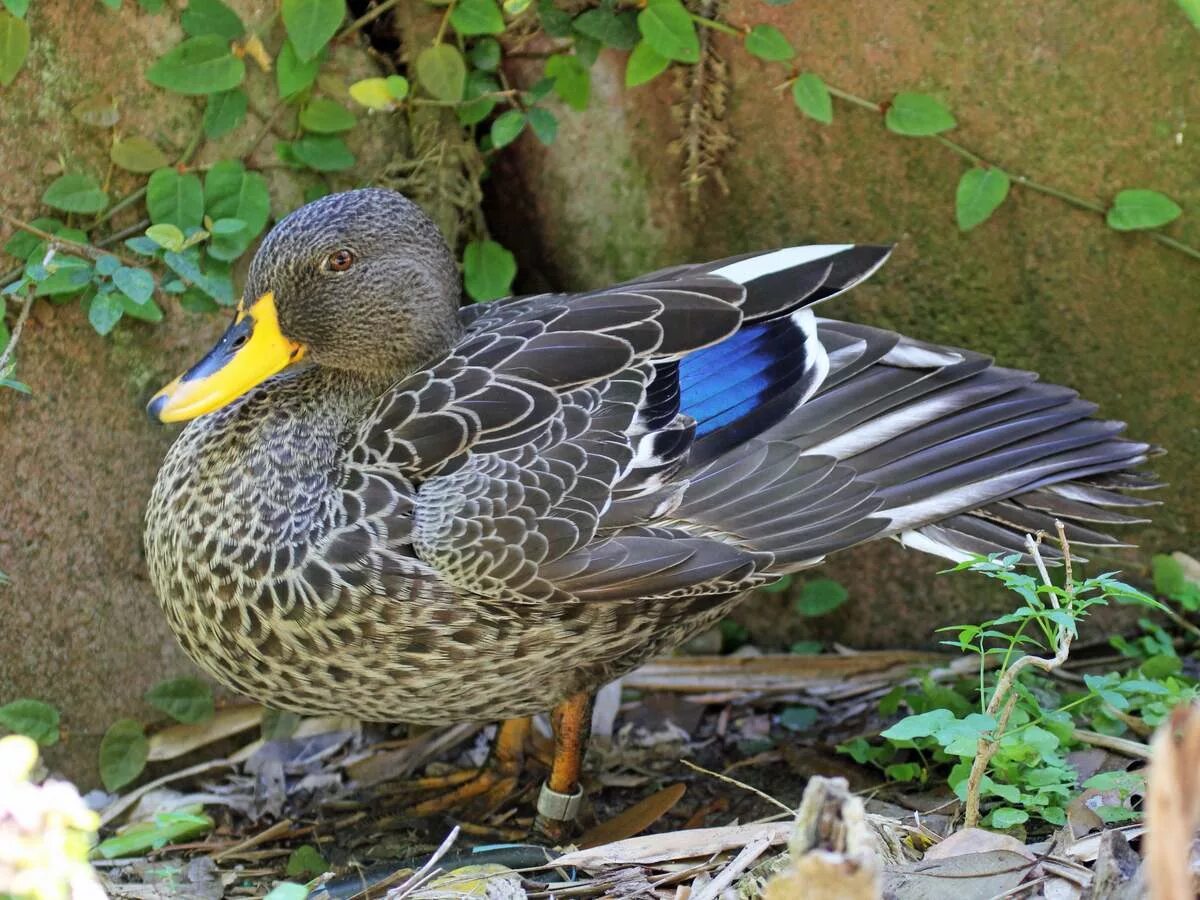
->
[534,692,593,841]
[408,717,530,817]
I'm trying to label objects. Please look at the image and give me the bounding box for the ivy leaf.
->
[2,0,29,17]
[119,293,164,322]
[277,39,322,99]
[281,0,344,63]
[744,24,793,61]
[145,677,214,723]
[292,134,355,171]
[537,0,573,38]
[463,239,516,301]
[489,109,526,149]
[349,77,396,110]
[458,70,498,125]
[95,255,121,277]
[469,37,502,71]
[1105,189,1182,231]
[145,223,185,252]
[164,249,235,304]
[795,578,848,617]
[955,167,1011,231]
[791,72,832,124]
[573,8,639,50]
[416,43,466,102]
[147,35,245,95]
[527,106,557,145]
[300,97,356,133]
[885,91,957,136]
[637,0,699,63]
[147,169,205,231]
[0,10,29,86]
[451,0,505,36]
[0,699,60,746]
[203,88,248,138]
[99,718,149,791]
[180,0,245,41]
[88,290,124,335]
[204,160,271,248]
[545,54,590,111]
[42,173,109,214]
[286,844,330,878]
[113,266,155,304]
[625,40,669,87]
[111,137,168,173]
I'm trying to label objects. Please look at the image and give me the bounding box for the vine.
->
[0,0,1197,397]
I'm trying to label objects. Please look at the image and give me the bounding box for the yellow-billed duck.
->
[145,188,1158,834]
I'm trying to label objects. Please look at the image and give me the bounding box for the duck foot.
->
[406,717,532,818]
[531,692,593,843]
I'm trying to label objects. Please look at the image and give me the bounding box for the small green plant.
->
[840,530,1193,830]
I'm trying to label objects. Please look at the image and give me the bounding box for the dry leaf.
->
[1145,703,1200,900]
[578,783,687,849]
[922,827,1035,862]
[554,822,790,870]
[147,705,263,762]
[884,849,1034,900]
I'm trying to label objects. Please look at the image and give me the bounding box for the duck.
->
[145,187,1158,836]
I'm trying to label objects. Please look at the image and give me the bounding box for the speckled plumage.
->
[146,190,1157,725]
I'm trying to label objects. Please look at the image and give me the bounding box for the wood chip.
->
[553,822,791,870]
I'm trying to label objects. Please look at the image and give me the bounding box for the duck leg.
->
[533,692,593,842]
[408,717,531,817]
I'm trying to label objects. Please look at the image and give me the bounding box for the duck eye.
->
[326,249,355,272]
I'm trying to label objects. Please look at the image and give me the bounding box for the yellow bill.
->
[148,292,305,424]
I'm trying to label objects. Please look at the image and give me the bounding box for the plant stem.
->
[690,13,743,37]
[338,0,405,40]
[434,0,457,46]
[0,287,34,376]
[0,211,139,267]
[88,186,148,232]
[821,83,1200,263]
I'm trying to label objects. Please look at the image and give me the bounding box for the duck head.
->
[148,188,461,423]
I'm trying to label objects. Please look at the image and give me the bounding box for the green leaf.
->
[795,578,848,617]
[955,167,1011,232]
[458,70,498,125]
[138,0,166,11]
[263,884,309,900]
[35,258,92,298]
[0,11,29,86]
[0,699,60,746]
[469,37,502,71]
[744,24,793,61]
[204,160,270,250]
[203,88,248,138]
[761,574,793,594]
[885,91,957,136]
[2,0,29,18]
[119,293,164,322]
[147,169,204,230]
[880,708,956,741]
[95,255,121,277]
[791,72,832,124]
[277,39,322,99]
[180,0,244,40]
[163,249,234,304]
[42,173,109,214]
[537,0,573,38]
[416,43,466,102]
[489,109,526,149]
[637,0,698,63]
[779,705,818,732]
[789,640,822,655]
[527,106,557,145]
[1105,189,1182,231]
[1151,554,1189,597]
[261,708,302,740]
[1177,0,1200,29]
[625,40,669,87]
[349,77,397,110]
[451,0,505,36]
[463,239,516,301]
[146,223,185,252]
[990,807,1029,829]
[286,844,330,878]
[281,0,344,63]
[545,54,589,111]
[112,266,155,304]
[145,677,214,723]
[4,217,60,260]
[573,8,639,50]
[95,804,213,858]
[300,97,356,133]
[111,137,169,173]
[147,35,245,95]
[291,134,355,171]
[385,74,409,100]
[88,290,124,335]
